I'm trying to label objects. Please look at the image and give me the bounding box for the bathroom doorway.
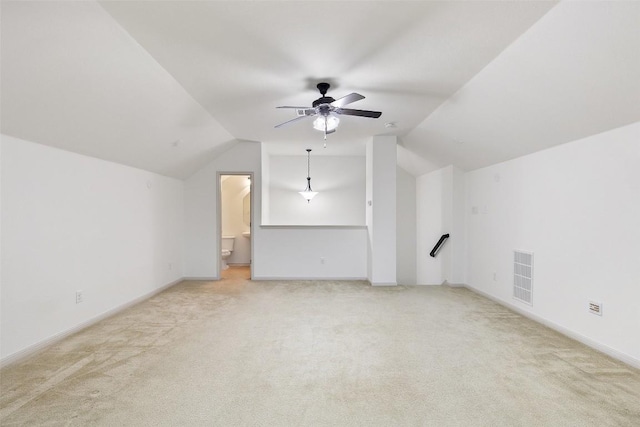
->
[218,173,252,280]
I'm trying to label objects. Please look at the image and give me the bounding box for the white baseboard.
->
[7,278,635,371]
[463,284,640,370]
[182,276,219,281]
[370,282,398,287]
[0,278,183,369]
[252,276,368,281]
[442,280,465,288]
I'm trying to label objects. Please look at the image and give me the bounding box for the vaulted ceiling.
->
[2,1,639,178]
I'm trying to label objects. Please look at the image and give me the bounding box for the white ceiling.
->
[2,1,639,178]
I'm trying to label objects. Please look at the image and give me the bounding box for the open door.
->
[218,173,252,280]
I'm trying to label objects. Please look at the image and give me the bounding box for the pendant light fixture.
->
[299,149,318,202]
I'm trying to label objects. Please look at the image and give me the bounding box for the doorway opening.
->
[219,173,252,280]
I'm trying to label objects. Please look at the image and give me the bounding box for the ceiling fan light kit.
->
[312,114,340,132]
[276,82,382,140]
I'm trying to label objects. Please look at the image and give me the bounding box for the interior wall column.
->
[366,136,397,286]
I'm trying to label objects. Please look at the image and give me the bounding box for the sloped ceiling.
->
[402,0,640,174]
[1,1,236,178]
[1,1,638,178]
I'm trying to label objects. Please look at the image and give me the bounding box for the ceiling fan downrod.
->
[317,82,331,96]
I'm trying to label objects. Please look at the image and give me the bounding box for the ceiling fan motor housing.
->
[312,82,335,108]
[317,82,330,95]
[312,97,335,108]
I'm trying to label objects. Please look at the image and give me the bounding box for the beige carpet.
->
[2,267,639,426]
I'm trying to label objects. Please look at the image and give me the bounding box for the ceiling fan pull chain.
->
[324,119,328,142]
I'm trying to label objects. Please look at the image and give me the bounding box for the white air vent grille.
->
[514,250,533,305]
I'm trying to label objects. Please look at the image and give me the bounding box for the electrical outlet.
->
[493,272,497,281]
[76,290,83,304]
[168,262,173,270]
[320,257,325,264]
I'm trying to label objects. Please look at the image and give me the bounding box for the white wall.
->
[465,122,640,367]
[416,165,465,285]
[184,142,261,279]
[396,166,416,285]
[260,143,270,225]
[416,167,445,284]
[267,155,365,225]
[184,142,370,281]
[0,137,3,357]
[1,135,184,361]
[442,165,466,285]
[366,136,397,286]
[221,175,251,265]
[253,227,367,280]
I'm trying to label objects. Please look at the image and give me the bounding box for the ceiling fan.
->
[275,82,382,139]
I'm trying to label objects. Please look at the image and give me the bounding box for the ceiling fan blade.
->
[337,108,382,118]
[274,115,308,128]
[277,106,316,117]
[331,93,365,108]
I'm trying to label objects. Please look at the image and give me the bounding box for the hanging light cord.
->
[306,149,312,190]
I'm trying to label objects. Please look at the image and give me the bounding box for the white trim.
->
[252,276,368,281]
[442,280,465,288]
[8,277,635,371]
[260,225,367,229]
[464,284,640,370]
[182,277,219,281]
[1,278,183,368]
[370,282,398,287]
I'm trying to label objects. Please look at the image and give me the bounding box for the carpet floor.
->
[1,267,639,426]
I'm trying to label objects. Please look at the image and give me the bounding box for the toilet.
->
[221,236,235,270]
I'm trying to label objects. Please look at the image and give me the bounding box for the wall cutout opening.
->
[265,154,366,226]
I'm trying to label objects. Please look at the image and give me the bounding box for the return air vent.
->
[513,250,533,305]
